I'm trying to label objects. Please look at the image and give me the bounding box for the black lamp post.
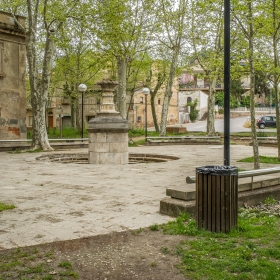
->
[224,0,230,166]
[78,83,87,140]
[142,87,150,141]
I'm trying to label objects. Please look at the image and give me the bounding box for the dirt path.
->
[0,228,189,280]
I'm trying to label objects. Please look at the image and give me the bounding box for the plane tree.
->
[91,0,157,119]
[155,0,189,136]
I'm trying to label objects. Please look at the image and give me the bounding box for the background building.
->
[0,11,26,139]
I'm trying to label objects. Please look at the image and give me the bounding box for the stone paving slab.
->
[0,144,277,250]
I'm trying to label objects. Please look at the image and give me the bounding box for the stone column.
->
[87,80,129,164]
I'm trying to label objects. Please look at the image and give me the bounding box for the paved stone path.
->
[0,144,277,250]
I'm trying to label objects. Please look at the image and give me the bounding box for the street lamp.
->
[224,0,230,166]
[142,87,150,141]
[78,83,87,139]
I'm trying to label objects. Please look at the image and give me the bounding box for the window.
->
[137,116,142,122]
[29,116,33,126]
[87,116,95,122]
[140,97,143,103]
[158,98,161,105]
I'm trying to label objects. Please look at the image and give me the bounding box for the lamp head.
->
[142,87,150,95]
[78,84,87,92]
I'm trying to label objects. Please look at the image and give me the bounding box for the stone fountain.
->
[87,80,129,164]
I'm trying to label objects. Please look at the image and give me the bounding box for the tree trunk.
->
[248,1,259,169]
[71,98,77,129]
[26,0,53,151]
[207,78,216,136]
[150,93,159,133]
[117,56,127,119]
[160,46,180,136]
[272,0,280,160]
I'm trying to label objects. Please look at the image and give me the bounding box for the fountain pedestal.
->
[87,80,129,164]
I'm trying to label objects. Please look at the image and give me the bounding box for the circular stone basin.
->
[36,153,179,164]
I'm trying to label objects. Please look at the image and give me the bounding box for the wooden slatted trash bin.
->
[196,166,238,233]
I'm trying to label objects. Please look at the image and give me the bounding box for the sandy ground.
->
[0,144,278,250]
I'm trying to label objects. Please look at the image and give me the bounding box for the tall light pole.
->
[142,87,150,141]
[78,84,87,139]
[224,0,230,166]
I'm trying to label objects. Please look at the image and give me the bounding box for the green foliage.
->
[238,155,280,164]
[162,211,280,279]
[151,262,157,267]
[162,213,199,236]
[187,99,199,122]
[26,149,43,153]
[0,247,78,279]
[149,224,159,231]
[240,95,250,107]
[215,91,240,108]
[264,196,277,205]
[230,131,277,137]
[58,261,72,269]
[0,203,15,212]
[215,91,224,107]
[47,128,88,139]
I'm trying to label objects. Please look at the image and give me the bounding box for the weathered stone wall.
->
[0,11,26,139]
[88,132,128,164]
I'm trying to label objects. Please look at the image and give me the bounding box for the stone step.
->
[160,197,195,217]
[166,185,195,201]
[160,185,280,218]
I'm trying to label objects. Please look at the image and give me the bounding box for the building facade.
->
[0,11,26,139]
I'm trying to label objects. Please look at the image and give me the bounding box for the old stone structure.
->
[0,11,26,139]
[88,80,129,164]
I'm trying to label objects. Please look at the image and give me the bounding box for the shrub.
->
[187,99,199,122]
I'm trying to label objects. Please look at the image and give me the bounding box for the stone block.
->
[262,178,279,188]
[121,152,129,164]
[107,133,128,143]
[99,152,122,164]
[160,197,195,217]
[89,133,107,143]
[89,152,99,164]
[109,142,128,153]
[90,142,109,153]
[166,188,196,201]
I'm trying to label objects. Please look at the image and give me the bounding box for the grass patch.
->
[264,196,277,205]
[0,202,15,212]
[26,148,43,153]
[0,247,78,279]
[231,131,277,137]
[58,261,72,269]
[128,139,146,147]
[149,224,159,231]
[238,155,280,164]
[47,127,88,139]
[161,208,280,280]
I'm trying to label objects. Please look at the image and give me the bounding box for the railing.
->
[186,166,280,191]
[220,106,276,113]
[0,138,88,143]
[146,136,221,140]
[0,138,89,151]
